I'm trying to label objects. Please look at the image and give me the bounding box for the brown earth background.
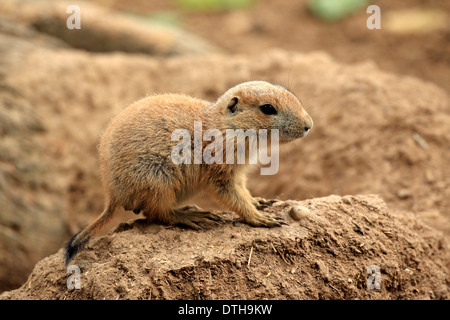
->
[0,0,449,299]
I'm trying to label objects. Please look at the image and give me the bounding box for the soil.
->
[2,195,448,300]
[105,0,450,92]
[0,0,449,299]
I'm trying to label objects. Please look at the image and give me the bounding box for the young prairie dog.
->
[64,81,313,265]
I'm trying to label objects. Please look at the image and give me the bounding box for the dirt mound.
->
[0,22,69,290]
[0,85,67,290]
[1,195,448,300]
[109,0,449,92]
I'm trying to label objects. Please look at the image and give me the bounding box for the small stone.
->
[425,170,436,183]
[289,205,311,221]
[397,188,412,199]
[342,197,352,205]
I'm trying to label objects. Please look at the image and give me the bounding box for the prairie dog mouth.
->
[279,128,310,141]
[300,130,309,138]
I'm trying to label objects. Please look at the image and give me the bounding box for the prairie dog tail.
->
[64,202,116,266]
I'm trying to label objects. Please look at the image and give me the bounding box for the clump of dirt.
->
[1,195,448,300]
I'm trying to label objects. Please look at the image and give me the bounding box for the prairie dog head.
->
[217,81,313,142]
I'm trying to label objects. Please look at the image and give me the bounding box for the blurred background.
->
[0,0,448,292]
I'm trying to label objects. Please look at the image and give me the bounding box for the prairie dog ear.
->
[227,97,239,114]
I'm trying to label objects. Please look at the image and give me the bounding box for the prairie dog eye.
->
[259,104,277,115]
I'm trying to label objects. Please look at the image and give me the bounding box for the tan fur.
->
[64,81,312,264]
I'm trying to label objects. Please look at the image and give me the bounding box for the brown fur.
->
[64,81,313,265]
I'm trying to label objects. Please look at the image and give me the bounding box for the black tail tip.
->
[64,230,87,266]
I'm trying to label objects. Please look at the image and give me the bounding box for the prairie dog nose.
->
[304,119,313,132]
[302,120,313,137]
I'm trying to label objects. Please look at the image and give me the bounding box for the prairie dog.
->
[64,81,313,265]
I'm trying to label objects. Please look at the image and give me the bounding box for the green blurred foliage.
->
[309,0,371,21]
